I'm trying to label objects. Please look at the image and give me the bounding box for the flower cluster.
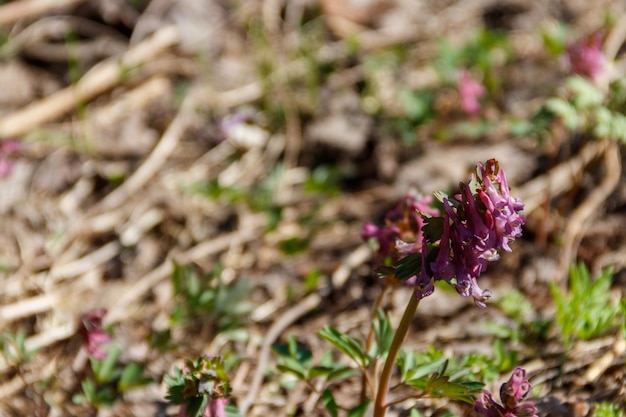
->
[458,70,487,115]
[474,367,538,417]
[416,159,525,307]
[566,32,607,84]
[80,309,111,360]
[362,194,440,281]
[166,355,231,417]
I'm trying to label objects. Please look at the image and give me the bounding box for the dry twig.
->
[0,25,180,137]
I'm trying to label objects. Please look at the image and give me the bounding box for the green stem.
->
[373,291,420,417]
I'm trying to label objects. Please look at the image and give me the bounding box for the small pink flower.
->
[566,32,607,83]
[416,159,525,307]
[0,159,14,177]
[0,139,20,178]
[458,70,486,115]
[363,194,440,271]
[80,309,111,360]
[474,367,537,417]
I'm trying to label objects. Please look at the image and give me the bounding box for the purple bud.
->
[458,70,486,115]
[80,309,111,360]
[566,32,607,83]
[474,367,538,417]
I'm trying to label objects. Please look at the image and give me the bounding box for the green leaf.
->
[325,366,360,382]
[225,404,245,417]
[318,326,370,368]
[373,309,394,358]
[410,410,424,417]
[395,252,422,280]
[399,88,434,123]
[567,76,605,109]
[74,378,96,404]
[276,362,308,380]
[92,344,122,384]
[94,386,116,407]
[288,335,312,367]
[322,388,338,417]
[279,236,311,255]
[541,22,568,56]
[307,364,357,381]
[422,216,444,242]
[185,396,209,417]
[273,336,313,380]
[545,98,581,130]
[398,349,416,382]
[347,400,370,417]
[118,362,152,392]
[404,358,447,386]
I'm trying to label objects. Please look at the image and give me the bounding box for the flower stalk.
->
[365,159,526,416]
[373,291,420,417]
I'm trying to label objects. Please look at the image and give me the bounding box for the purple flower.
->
[416,159,525,307]
[363,194,440,282]
[362,222,401,263]
[474,367,538,417]
[566,32,607,83]
[174,355,231,417]
[80,309,111,360]
[0,139,20,178]
[458,70,486,115]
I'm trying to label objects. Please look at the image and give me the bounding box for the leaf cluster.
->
[170,263,252,336]
[593,402,626,417]
[397,349,484,405]
[542,77,626,142]
[272,335,366,417]
[0,329,37,366]
[277,305,529,415]
[550,263,622,345]
[73,345,152,408]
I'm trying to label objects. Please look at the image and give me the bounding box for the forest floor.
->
[0,1,624,416]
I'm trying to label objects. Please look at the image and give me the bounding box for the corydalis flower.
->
[167,355,231,417]
[458,70,486,115]
[80,309,111,360]
[474,367,538,417]
[363,194,440,279]
[416,159,525,307]
[566,32,607,83]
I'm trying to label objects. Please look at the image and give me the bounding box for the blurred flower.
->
[167,355,232,417]
[80,309,111,360]
[0,139,20,178]
[416,159,525,307]
[363,194,440,282]
[474,367,538,417]
[566,32,607,83]
[458,70,486,115]
[362,222,400,264]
